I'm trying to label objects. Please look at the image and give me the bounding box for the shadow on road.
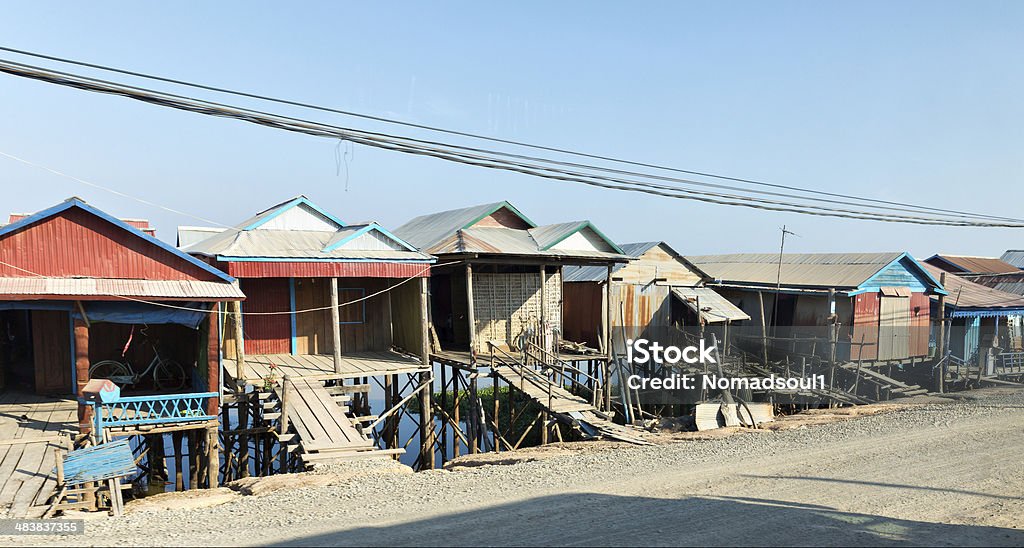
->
[276,492,1023,547]
[741,475,1024,502]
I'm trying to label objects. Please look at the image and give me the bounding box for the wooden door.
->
[31,310,73,395]
[879,295,911,360]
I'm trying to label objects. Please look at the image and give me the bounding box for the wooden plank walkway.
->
[0,391,77,518]
[274,378,406,465]
[232,350,428,385]
[492,365,595,414]
[488,358,651,446]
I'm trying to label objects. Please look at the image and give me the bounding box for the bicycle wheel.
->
[153,360,187,392]
[89,360,133,386]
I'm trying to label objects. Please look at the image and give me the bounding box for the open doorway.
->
[0,309,74,396]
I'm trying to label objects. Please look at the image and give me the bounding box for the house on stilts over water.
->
[0,197,243,517]
[393,200,650,465]
[180,196,438,471]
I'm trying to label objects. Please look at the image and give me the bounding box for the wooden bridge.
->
[484,347,651,446]
[269,377,401,466]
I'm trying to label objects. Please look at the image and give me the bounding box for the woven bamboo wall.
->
[472,270,562,352]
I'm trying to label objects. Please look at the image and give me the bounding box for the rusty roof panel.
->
[922,264,1024,312]
[926,254,1020,275]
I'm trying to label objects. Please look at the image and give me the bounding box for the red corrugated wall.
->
[239,278,291,355]
[851,292,880,361]
[0,206,220,281]
[223,261,428,279]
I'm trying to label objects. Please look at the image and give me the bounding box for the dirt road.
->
[8,388,1024,546]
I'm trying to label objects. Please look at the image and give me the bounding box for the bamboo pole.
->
[232,300,245,390]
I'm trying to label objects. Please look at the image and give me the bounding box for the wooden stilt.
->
[173,431,184,491]
[207,426,219,488]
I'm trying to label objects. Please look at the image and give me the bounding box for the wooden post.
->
[440,365,448,466]
[279,375,290,435]
[207,425,219,488]
[330,277,343,374]
[936,273,947,393]
[493,373,501,453]
[173,431,184,491]
[827,288,837,364]
[539,265,547,351]
[207,307,221,414]
[418,276,435,469]
[232,300,245,391]
[466,263,476,355]
[603,264,614,412]
[73,319,91,434]
[188,431,199,490]
[464,263,479,453]
[389,374,400,450]
[758,291,769,365]
[239,394,250,478]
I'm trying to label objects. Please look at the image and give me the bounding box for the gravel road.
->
[7,388,1024,546]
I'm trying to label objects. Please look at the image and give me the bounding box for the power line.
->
[1,44,1016,223]
[0,150,233,229]
[0,57,1021,227]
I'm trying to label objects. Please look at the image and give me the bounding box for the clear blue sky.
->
[1,2,1021,257]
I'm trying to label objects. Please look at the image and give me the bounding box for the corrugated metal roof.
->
[687,252,905,290]
[178,226,225,249]
[394,201,624,261]
[0,277,243,300]
[564,241,706,282]
[529,221,583,249]
[564,242,661,282]
[393,202,528,251]
[922,264,1024,312]
[671,287,750,323]
[1001,250,1024,269]
[0,198,236,287]
[431,227,624,260]
[189,229,430,261]
[967,272,1024,297]
[183,199,431,263]
[925,254,1020,274]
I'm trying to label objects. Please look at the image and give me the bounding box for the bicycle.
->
[89,327,188,391]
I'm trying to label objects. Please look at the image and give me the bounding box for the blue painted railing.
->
[86,392,218,439]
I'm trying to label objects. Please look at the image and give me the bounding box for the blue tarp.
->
[72,301,211,328]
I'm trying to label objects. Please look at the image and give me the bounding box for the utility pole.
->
[771,225,798,338]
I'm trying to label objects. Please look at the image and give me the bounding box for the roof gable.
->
[0,199,234,283]
[532,221,624,254]
[858,253,947,295]
[244,196,345,231]
[323,223,417,252]
[393,201,535,251]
